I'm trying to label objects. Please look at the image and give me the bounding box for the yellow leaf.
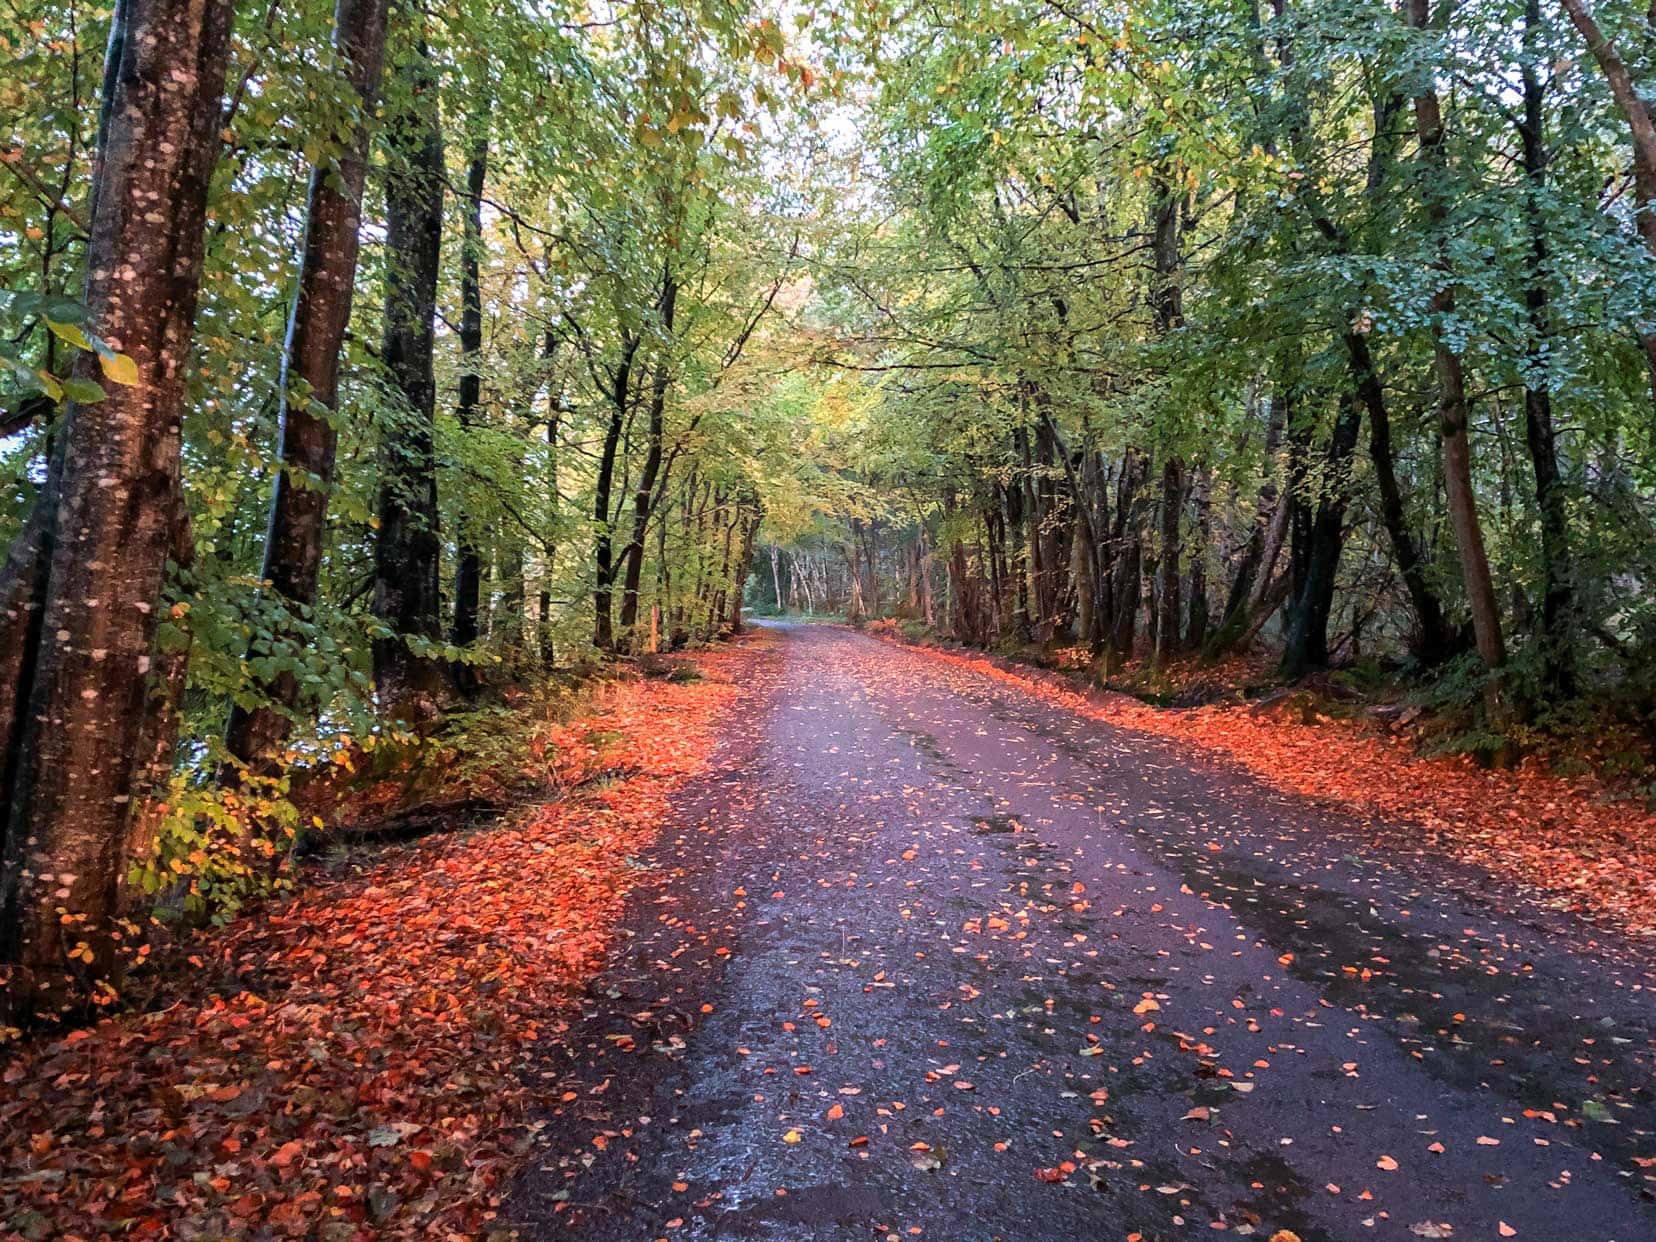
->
[45,319,92,351]
[100,351,140,386]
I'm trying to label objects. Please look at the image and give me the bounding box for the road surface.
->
[509,623,1656,1242]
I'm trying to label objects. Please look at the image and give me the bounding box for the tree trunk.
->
[1210,390,1284,655]
[1411,0,1506,674]
[1108,450,1149,668]
[1280,396,1362,676]
[1186,464,1211,648]
[592,332,639,650]
[449,134,487,694]
[728,499,761,634]
[372,34,447,714]
[619,271,678,644]
[1522,0,1577,696]
[538,331,561,666]
[1154,456,1184,666]
[846,523,866,622]
[708,500,737,635]
[1001,479,1032,641]
[1345,330,1453,662]
[1013,423,1039,631]
[223,0,390,767]
[125,519,194,886]
[0,0,234,1022]
[0,496,56,840]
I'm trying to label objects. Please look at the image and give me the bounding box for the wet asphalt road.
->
[509,623,1656,1242]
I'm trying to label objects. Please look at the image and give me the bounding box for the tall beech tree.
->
[0,0,235,1018]
[371,30,446,712]
[449,132,489,692]
[1409,0,1507,676]
[223,0,392,767]
[1559,0,1656,402]
[618,270,678,647]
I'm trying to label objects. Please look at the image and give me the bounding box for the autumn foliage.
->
[0,651,743,1239]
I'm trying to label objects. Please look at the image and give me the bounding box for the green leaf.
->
[61,376,108,404]
[39,295,87,324]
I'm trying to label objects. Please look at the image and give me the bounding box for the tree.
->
[1408,0,1507,676]
[371,27,446,714]
[1559,0,1656,402]
[450,131,489,693]
[223,0,393,768]
[1,0,236,1019]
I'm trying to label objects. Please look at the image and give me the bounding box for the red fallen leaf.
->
[826,1103,844,1120]
[271,1140,304,1167]
[848,1135,869,1148]
[1034,1166,1067,1183]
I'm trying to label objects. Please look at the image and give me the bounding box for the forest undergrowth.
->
[0,637,758,1240]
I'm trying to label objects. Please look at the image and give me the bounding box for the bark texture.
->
[619,271,678,644]
[371,37,447,714]
[592,333,639,650]
[1411,0,1507,674]
[450,135,488,694]
[0,0,235,1020]
[223,0,391,767]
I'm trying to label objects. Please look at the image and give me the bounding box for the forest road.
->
[507,622,1656,1242]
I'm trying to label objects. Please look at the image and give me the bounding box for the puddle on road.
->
[970,812,1023,834]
